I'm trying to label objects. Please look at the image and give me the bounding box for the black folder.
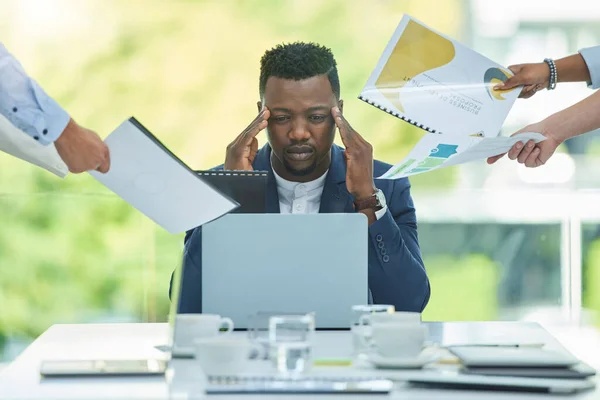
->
[196,170,267,214]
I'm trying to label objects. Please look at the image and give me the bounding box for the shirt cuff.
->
[30,79,70,145]
[578,46,600,90]
[375,205,388,220]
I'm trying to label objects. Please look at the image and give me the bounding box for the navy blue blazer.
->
[173,144,430,313]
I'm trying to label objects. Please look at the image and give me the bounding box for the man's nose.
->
[289,119,311,141]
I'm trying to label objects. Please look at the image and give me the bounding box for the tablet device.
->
[40,359,167,377]
[448,346,579,368]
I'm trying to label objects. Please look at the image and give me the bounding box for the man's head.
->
[258,42,343,182]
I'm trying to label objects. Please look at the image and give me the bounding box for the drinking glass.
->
[268,313,315,376]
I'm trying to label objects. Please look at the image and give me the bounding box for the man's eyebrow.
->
[269,107,291,113]
[307,106,330,112]
[268,105,331,113]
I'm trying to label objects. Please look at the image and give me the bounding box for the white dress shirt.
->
[272,164,388,218]
[0,42,70,145]
[273,166,328,214]
[579,45,600,90]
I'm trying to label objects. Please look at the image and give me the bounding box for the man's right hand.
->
[55,118,110,174]
[224,108,270,170]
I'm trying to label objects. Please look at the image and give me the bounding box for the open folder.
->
[89,117,238,234]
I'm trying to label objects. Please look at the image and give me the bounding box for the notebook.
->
[358,15,538,179]
[448,347,579,368]
[196,170,267,214]
[204,376,393,395]
[461,363,597,380]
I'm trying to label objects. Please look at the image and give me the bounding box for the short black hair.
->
[259,42,340,99]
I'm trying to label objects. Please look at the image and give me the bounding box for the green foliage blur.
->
[1,0,598,359]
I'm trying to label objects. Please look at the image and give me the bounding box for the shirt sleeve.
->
[579,45,600,90]
[0,43,70,145]
[375,204,388,220]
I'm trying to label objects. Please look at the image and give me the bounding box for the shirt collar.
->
[271,162,328,193]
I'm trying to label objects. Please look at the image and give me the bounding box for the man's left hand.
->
[332,106,376,201]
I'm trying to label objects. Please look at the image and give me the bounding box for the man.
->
[176,42,430,312]
[0,42,110,173]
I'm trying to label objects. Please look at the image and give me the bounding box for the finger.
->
[242,110,270,143]
[332,107,350,144]
[507,142,524,160]
[249,137,258,159]
[519,84,537,99]
[333,106,360,142]
[535,157,545,167]
[96,159,110,173]
[495,76,519,91]
[487,153,506,164]
[524,148,541,168]
[494,68,523,91]
[520,90,535,99]
[517,140,536,163]
[100,144,111,173]
[241,109,268,136]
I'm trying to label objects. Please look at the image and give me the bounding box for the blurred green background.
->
[1,0,599,360]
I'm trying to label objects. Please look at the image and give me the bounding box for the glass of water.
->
[351,304,395,360]
[248,311,307,360]
[268,313,315,376]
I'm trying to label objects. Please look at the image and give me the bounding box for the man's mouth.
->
[285,146,314,161]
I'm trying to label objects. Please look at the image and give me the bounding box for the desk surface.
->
[0,321,598,400]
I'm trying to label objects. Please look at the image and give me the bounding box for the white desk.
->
[0,322,597,399]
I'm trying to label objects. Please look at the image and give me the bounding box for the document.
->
[360,14,520,137]
[89,117,238,234]
[359,14,531,178]
[0,113,68,178]
[380,132,546,179]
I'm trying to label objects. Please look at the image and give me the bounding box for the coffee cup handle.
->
[220,317,234,334]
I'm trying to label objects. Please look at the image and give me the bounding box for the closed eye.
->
[309,115,327,123]
[271,115,290,124]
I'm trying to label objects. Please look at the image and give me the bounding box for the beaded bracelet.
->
[543,58,557,90]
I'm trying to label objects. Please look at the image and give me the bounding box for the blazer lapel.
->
[253,145,280,213]
[319,145,354,214]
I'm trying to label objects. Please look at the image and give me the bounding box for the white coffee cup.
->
[359,311,421,326]
[173,314,234,356]
[370,323,427,358]
[194,337,256,375]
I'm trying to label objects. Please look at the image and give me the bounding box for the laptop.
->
[200,213,369,329]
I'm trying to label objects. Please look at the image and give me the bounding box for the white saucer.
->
[367,352,440,369]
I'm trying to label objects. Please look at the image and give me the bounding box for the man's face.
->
[260,75,342,181]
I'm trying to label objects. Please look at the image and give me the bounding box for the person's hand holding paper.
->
[487,122,561,168]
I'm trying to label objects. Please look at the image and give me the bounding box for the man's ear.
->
[257,101,262,113]
[338,99,344,114]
